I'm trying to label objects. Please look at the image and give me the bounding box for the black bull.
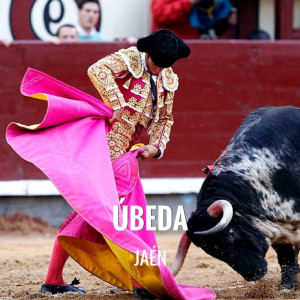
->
[172,106,300,289]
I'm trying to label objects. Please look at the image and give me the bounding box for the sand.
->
[0,214,299,300]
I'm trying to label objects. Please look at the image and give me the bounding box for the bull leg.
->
[272,244,298,290]
[295,247,299,269]
[294,247,300,285]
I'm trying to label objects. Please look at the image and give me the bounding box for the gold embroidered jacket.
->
[88,46,178,161]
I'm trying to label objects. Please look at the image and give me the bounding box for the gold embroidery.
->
[139,114,150,127]
[89,47,177,160]
[88,54,127,110]
[139,95,153,126]
[154,109,160,123]
[148,93,174,158]
[144,103,153,118]
[166,103,173,115]
[127,97,147,113]
[164,92,174,105]
[142,72,150,84]
[162,68,178,92]
[121,109,140,126]
[132,84,142,95]
[123,77,132,89]
[117,47,143,78]
[156,77,164,109]
[106,121,135,161]
[131,83,149,99]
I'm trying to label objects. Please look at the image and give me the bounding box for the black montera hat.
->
[137,29,191,68]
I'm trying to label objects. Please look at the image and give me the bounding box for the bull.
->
[172,106,300,290]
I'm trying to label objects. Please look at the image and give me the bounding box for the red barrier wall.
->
[1,41,300,179]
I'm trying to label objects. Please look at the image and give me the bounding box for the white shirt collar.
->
[76,24,97,37]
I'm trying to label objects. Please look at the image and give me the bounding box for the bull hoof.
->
[279,266,300,290]
[278,274,295,291]
[278,283,295,291]
[293,271,300,286]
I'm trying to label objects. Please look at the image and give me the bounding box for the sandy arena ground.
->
[0,215,299,300]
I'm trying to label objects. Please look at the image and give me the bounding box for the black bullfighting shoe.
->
[41,277,86,294]
[41,283,86,294]
[133,287,158,299]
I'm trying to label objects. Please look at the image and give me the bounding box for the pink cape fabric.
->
[6,68,216,300]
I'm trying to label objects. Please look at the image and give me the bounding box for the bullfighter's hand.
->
[139,145,159,160]
[109,108,124,125]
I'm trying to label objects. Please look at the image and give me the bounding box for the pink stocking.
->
[131,276,143,288]
[44,211,77,285]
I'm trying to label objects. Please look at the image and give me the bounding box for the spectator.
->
[248,29,271,40]
[151,0,237,39]
[190,0,237,39]
[57,24,79,42]
[152,0,200,39]
[114,36,138,45]
[77,0,106,41]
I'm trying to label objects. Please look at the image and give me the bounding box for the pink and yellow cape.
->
[6,68,216,300]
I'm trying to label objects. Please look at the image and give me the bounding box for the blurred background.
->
[0,0,300,231]
[1,0,300,41]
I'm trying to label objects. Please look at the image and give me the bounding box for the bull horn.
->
[171,232,191,276]
[194,200,233,236]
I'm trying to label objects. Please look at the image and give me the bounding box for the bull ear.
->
[194,200,233,236]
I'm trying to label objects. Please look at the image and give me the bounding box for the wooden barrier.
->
[1,41,299,179]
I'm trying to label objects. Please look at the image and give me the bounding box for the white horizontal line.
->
[142,178,204,194]
[0,179,204,196]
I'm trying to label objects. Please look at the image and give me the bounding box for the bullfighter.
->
[41,29,191,298]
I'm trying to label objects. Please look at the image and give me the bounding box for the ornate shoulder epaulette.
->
[161,67,179,92]
[117,47,143,79]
